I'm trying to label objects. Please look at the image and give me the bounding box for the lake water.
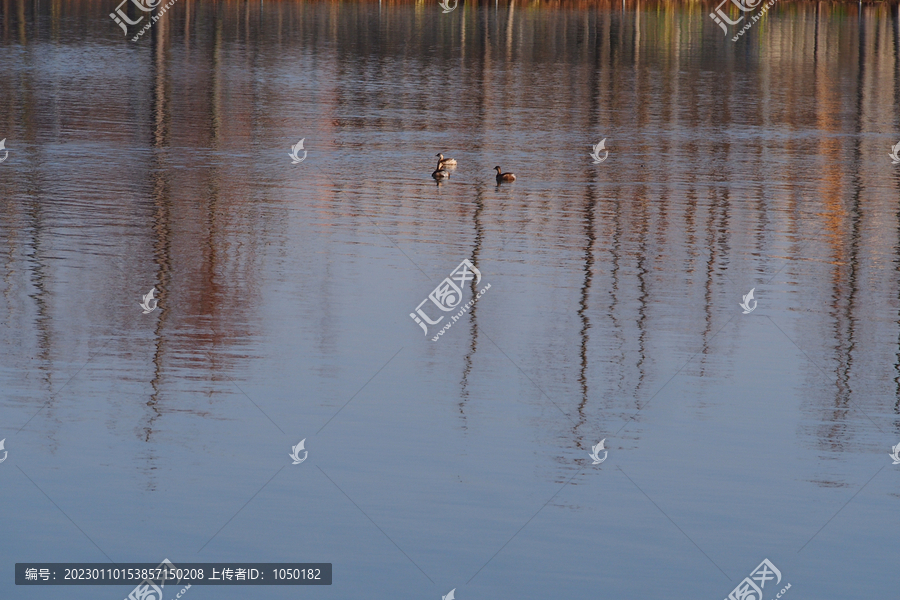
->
[1,0,900,598]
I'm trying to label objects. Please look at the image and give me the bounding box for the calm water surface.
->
[2,0,900,598]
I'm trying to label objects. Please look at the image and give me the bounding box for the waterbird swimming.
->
[436,153,457,166]
[494,166,516,182]
[432,158,450,179]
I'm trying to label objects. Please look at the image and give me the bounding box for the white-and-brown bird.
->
[494,166,516,182]
[436,152,457,166]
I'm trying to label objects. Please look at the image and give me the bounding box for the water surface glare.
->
[1,0,900,598]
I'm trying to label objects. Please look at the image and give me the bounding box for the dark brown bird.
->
[494,166,516,182]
